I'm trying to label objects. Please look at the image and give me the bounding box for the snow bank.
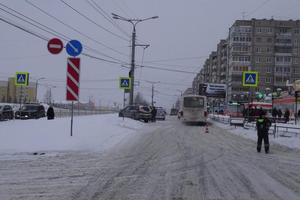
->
[0,114,145,153]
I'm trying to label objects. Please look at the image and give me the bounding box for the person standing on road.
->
[47,106,55,120]
[256,111,271,153]
[151,106,157,122]
[284,109,290,123]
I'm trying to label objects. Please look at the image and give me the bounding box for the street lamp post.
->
[35,77,45,103]
[146,80,160,106]
[112,13,158,105]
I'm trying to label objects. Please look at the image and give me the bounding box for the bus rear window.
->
[183,97,204,108]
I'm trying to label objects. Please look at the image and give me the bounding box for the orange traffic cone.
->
[205,123,209,133]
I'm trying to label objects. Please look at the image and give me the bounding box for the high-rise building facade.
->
[228,19,300,101]
[192,19,300,103]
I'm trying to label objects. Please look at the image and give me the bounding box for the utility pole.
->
[145,80,160,106]
[151,83,154,106]
[35,77,45,103]
[112,13,158,105]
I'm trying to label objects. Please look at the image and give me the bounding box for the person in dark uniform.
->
[151,106,157,122]
[256,111,271,153]
[47,106,55,120]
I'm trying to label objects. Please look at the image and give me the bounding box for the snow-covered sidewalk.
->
[210,117,300,150]
[0,114,147,154]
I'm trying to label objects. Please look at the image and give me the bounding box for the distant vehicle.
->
[170,108,178,116]
[180,94,207,124]
[119,105,152,122]
[15,104,46,119]
[155,107,166,120]
[0,105,14,120]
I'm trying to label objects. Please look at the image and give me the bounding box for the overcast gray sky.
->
[1,0,300,109]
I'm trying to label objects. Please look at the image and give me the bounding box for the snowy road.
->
[1,117,300,200]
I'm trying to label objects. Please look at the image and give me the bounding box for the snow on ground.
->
[210,117,300,150]
[0,114,147,153]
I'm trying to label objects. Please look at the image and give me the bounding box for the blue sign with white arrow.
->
[66,40,82,57]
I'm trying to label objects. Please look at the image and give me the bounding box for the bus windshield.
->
[183,97,204,108]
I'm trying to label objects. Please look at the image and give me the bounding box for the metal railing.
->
[210,114,300,138]
[54,109,117,118]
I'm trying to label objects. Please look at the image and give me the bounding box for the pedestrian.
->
[272,107,278,118]
[256,111,271,153]
[151,106,157,122]
[284,109,290,123]
[277,109,282,118]
[47,106,55,120]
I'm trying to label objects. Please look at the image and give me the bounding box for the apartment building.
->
[192,18,300,103]
[0,77,37,103]
[0,81,8,102]
[228,19,300,101]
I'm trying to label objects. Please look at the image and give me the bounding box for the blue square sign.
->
[119,77,131,89]
[243,71,258,87]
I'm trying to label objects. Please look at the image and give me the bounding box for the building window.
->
[266,67,271,73]
[295,29,299,34]
[267,38,273,43]
[256,37,262,42]
[265,77,271,83]
[284,67,290,73]
[266,57,272,63]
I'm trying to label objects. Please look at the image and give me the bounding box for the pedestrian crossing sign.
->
[242,71,258,87]
[15,72,29,86]
[119,77,131,89]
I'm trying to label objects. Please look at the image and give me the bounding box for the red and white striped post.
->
[66,57,80,136]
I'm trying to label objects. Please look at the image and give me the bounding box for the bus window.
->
[183,97,204,108]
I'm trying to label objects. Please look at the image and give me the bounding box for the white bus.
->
[180,94,207,124]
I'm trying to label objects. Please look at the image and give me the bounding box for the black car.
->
[0,105,14,120]
[119,105,152,122]
[15,104,46,119]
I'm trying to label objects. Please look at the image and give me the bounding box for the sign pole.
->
[295,92,298,125]
[71,101,74,136]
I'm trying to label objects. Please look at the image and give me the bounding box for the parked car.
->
[119,105,152,122]
[155,107,166,120]
[0,105,14,120]
[15,104,46,119]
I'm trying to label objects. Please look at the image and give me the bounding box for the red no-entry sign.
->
[47,38,63,54]
[66,57,80,101]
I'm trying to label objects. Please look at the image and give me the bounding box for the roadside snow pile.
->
[0,114,145,153]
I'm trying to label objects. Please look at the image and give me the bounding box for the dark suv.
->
[15,104,46,119]
[119,105,152,122]
[0,105,14,120]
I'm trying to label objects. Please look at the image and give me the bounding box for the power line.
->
[0,15,126,66]
[25,0,129,58]
[0,5,68,40]
[86,0,130,38]
[0,2,128,63]
[59,0,130,42]
[245,0,272,17]
[0,15,199,75]
[0,15,49,41]
[144,56,208,63]
[135,63,197,74]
